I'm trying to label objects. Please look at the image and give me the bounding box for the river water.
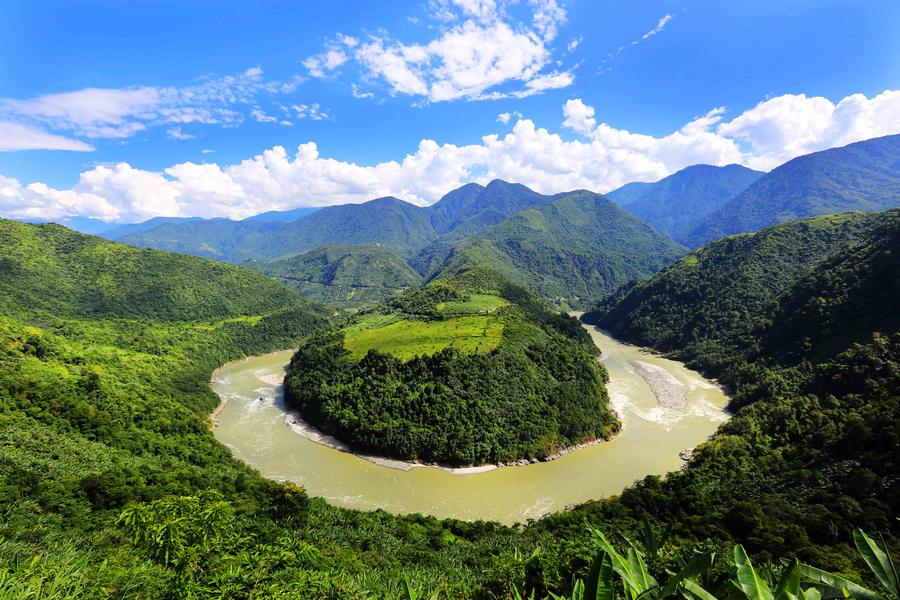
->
[211,323,729,524]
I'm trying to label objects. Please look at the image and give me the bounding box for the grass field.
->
[343,313,504,360]
[435,293,509,315]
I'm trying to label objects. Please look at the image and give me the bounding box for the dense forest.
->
[284,268,619,465]
[0,212,898,598]
[577,208,899,565]
[246,244,423,307]
[417,191,686,309]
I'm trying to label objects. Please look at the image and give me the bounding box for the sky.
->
[1,0,899,223]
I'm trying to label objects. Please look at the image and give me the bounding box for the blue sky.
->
[1,0,899,222]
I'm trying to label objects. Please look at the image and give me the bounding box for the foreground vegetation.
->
[284,267,619,465]
[0,213,898,598]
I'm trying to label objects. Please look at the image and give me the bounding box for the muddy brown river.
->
[211,323,729,524]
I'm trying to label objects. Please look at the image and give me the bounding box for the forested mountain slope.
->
[113,180,561,263]
[119,196,436,261]
[285,266,618,465]
[616,164,764,245]
[426,179,552,239]
[584,211,882,365]
[423,191,686,309]
[0,219,303,321]
[571,208,900,567]
[1,214,898,597]
[687,134,900,245]
[246,244,423,306]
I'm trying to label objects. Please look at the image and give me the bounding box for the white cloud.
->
[497,112,511,124]
[641,14,672,40]
[0,67,312,146]
[3,89,898,223]
[166,126,195,141]
[351,84,375,99]
[302,48,349,78]
[201,149,216,154]
[566,37,582,52]
[314,1,572,103]
[356,20,567,102]
[562,98,596,135]
[529,0,566,41]
[251,108,278,123]
[288,103,330,120]
[0,121,95,151]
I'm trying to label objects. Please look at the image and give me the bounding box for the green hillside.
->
[425,190,686,309]
[113,180,562,264]
[584,211,882,369]
[284,267,618,465]
[120,196,437,261]
[687,134,900,245]
[0,219,303,322]
[246,244,423,307]
[617,163,764,245]
[426,179,552,239]
[1,213,898,598]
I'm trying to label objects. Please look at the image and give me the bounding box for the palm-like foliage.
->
[540,528,898,600]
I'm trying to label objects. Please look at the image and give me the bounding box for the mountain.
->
[687,134,900,246]
[241,206,319,222]
[604,180,655,206]
[615,164,764,245]
[426,179,552,239]
[246,244,423,306]
[583,211,883,370]
[0,218,309,322]
[99,216,201,240]
[424,190,686,308]
[108,180,577,263]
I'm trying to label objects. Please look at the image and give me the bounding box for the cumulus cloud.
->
[0,67,316,149]
[2,89,898,223]
[311,0,573,103]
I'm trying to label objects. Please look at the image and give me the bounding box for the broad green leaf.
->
[628,547,657,593]
[798,563,880,600]
[774,560,802,600]
[734,545,774,600]
[653,552,716,600]
[585,551,616,600]
[853,530,899,600]
[681,577,720,600]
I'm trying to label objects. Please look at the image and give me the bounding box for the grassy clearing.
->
[435,293,509,315]
[343,313,503,360]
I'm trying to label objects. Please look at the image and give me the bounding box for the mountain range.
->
[18,134,900,310]
[686,134,900,245]
[607,163,765,245]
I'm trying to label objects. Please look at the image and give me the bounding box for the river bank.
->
[283,408,616,474]
[209,328,729,523]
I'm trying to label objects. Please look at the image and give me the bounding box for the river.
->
[211,323,729,524]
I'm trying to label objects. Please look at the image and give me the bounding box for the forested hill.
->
[612,163,764,245]
[284,266,619,466]
[583,211,883,367]
[687,134,900,246]
[246,244,423,306]
[0,218,307,322]
[421,190,686,309]
[569,208,899,566]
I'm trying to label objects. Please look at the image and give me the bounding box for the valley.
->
[0,136,897,598]
[210,322,729,523]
